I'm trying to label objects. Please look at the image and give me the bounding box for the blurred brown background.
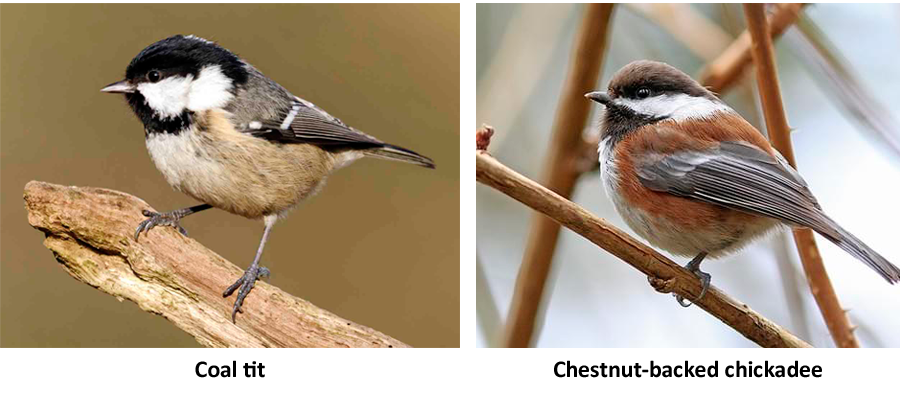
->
[0,4,459,347]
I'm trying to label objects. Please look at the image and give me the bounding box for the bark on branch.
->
[23,181,408,348]
[476,147,811,348]
[505,3,615,348]
[743,3,858,348]
[699,3,806,93]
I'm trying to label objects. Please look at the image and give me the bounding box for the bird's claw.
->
[134,210,189,240]
[675,269,712,307]
[223,265,270,323]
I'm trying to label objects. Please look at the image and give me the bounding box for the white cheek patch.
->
[187,65,234,111]
[616,93,732,121]
[137,76,193,119]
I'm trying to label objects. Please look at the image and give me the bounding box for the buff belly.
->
[145,112,338,219]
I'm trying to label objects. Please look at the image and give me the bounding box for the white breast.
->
[598,137,621,206]
[145,130,226,193]
[600,138,651,244]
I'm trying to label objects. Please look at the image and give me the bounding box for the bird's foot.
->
[134,209,189,240]
[223,264,270,323]
[674,268,711,308]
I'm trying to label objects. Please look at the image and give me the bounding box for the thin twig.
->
[743,3,858,348]
[24,181,408,348]
[476,146,811,348]
[700,3,806,94]
[504,3,615,348]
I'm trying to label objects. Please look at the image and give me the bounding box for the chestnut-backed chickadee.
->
[102,35,434,322]
[586,60,898,306]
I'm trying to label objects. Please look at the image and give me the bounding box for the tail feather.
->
[363,144,435,169]
[816,215,900,284]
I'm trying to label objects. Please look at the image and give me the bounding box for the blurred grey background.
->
[1,4,459,347]
[477,3,900,347]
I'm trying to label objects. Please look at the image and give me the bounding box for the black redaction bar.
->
[194,359,266,378]
[736,360,822,378]
[553,360,734,378]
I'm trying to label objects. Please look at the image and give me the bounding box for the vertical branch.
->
[476,4,577,148]
[503,4,614,348]
[743,3,859,348]
[701,3,806,93]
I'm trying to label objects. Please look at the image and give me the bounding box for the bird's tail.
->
[363,144,435,169]
[815,215,900,284]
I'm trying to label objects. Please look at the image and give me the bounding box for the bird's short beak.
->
[584,91,611,106]
[100,80,136,94]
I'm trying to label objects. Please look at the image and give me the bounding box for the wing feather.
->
[635,140,832,231]
[237,97,384,147]
[635,136,899,283]
[234,96,434,167]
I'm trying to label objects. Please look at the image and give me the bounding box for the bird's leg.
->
[675,252,711,307]
[223,215,276,323]
[135,203,213,240]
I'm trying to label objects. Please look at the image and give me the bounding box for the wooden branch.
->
[700,3,806,94]
[743,4,858,348]
[23,181,409,348]
[476,148,811,348]
[505,3,614,348]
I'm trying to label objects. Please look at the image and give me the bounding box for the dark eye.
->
[147,70,161,83]
[635,87,651,99]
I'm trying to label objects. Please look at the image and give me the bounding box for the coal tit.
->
[102,35,434,322]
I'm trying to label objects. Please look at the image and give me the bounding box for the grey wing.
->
[241,96,384,148]
[236,94,435,168]
[635,140,835,235]
[636,139,900,283]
